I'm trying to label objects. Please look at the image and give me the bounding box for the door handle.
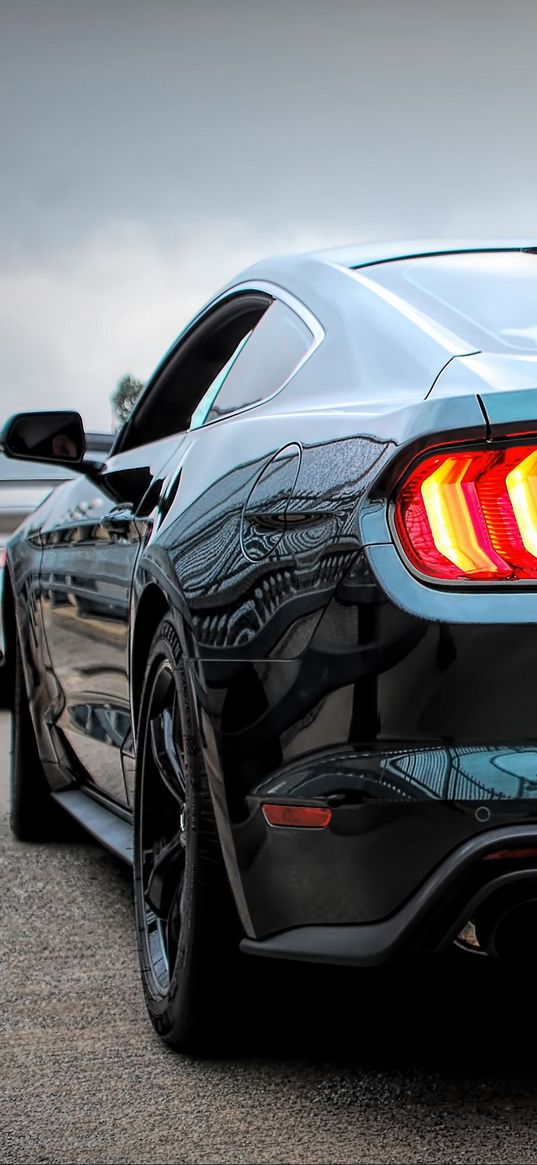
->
[101,506,135,541]
[101,504,133,525]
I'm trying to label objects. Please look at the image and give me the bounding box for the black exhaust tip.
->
[475,884,537,962]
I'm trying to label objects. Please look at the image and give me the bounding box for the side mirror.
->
[0,411,86,465]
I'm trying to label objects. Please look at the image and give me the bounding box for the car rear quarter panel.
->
[146,409,395,662]
[136,392,537,938]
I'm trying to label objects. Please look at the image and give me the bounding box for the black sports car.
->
[5,240,537,1051]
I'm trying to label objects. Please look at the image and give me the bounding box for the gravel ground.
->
[2,709,537,1164]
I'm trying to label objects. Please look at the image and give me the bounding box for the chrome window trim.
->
[186,279,325,429]
[113,280,325,454]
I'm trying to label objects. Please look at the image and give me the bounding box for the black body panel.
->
[6,244,537,963]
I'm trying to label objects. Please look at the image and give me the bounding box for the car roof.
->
[309,237,537,269]
[220,241,537,413]
[230,238,537,289]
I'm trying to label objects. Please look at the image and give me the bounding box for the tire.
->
[133,618,242,1052]
[10,628,75,841]
[0,655,8,710]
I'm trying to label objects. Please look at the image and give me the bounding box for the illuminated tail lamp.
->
[506,449,537,560]
[394,443,537,581]
[262,804,332,828]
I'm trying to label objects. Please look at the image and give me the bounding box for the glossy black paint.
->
[37,433,185,804]
[6,242,537,961]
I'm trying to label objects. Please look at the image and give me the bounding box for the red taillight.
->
[394,443,537,581]
[262,804,332,828]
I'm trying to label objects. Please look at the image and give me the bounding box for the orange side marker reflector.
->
[262,804,332,828]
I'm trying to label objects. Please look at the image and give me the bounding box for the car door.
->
[37,292,273,806]
[39,432,185,805]
[39,290,295,806]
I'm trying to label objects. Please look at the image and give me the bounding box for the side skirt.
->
[51,789,134,864]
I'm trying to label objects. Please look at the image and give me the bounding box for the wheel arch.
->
[1,562,16,709]
[130,582,170,737]
[130,574,255,938]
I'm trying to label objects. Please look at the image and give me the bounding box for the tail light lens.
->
[394,443,537,581]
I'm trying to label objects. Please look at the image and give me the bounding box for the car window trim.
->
[111,282,324,454]
[191,281,324,430]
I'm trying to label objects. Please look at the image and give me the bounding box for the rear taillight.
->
[394,443,537,581]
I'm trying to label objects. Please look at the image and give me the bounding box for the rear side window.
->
[196,299,313,425]
[189,330,253,429]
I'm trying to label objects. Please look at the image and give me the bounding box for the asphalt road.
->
[2,709,537,1164]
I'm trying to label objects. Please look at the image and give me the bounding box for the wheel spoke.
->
[144,829,185,918]
[138,657,191,996]
[165,874,185,973]
[150,705,186,803]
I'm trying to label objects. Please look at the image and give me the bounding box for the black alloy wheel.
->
[133,618,240,1052]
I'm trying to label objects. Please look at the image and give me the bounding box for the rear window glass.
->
[361,252,537,353]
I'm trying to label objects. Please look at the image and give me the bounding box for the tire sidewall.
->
[10,625,62,840]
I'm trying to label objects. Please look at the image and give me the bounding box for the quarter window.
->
[189,330,253,429]
[115,292,314,452]
[116,293,269,452]
[199,299,313,425]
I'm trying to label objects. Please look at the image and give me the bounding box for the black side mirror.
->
[0,411,86,465]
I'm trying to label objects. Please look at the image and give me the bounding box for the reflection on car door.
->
[39,434,185,806]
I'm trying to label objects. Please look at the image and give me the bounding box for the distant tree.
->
[111,374,144,428]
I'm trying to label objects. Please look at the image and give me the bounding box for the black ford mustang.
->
[5,240,537,1051]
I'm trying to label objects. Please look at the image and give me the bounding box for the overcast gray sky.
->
[2,0,537,430]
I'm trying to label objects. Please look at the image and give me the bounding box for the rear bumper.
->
[195,558,537,940]
[240,823,537,965]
